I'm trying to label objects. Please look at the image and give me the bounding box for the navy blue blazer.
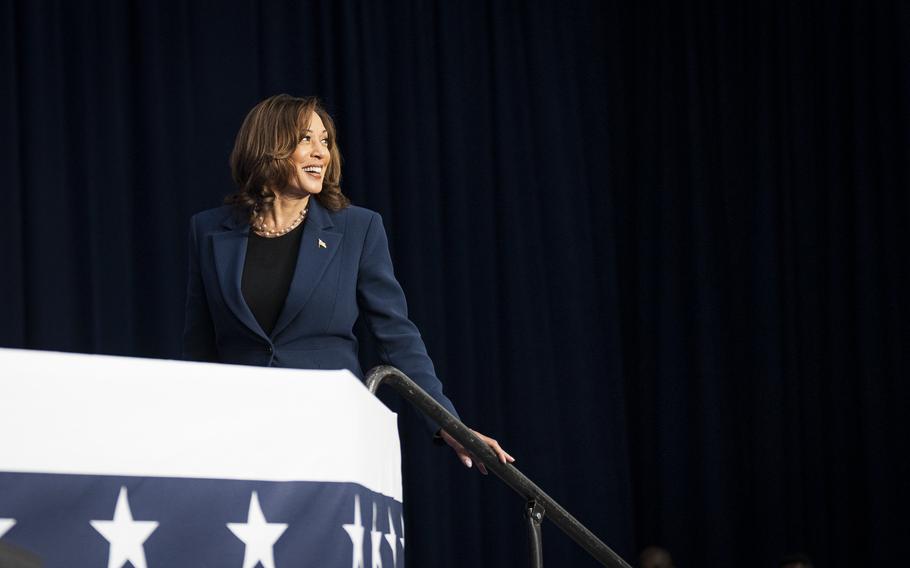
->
[182,199,459,425]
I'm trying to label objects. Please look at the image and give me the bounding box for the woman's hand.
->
[439,428,515,475]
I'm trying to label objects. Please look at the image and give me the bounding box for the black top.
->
[241,222,305,336]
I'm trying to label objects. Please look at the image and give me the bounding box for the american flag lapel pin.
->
[318,238,327,249]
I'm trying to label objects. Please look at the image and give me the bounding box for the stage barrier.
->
[0,348,403,568]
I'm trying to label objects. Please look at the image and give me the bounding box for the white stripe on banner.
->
[0,348,402,502]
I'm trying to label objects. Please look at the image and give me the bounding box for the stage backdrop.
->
[1,1,907,566]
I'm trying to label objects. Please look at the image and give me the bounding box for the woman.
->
[183,94,512,473]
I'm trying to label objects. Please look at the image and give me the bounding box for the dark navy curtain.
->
[2,1,907,566]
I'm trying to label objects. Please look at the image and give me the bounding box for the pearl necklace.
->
[252,206,308,238]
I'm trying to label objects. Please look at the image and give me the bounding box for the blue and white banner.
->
[0,348,404,568]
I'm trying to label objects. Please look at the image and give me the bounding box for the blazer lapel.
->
[270,199,342,339]
[211,213,269,342]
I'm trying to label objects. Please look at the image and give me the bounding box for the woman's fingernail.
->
[464,458,473,468]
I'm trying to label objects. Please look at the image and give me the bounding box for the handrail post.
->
[526,500,545,568]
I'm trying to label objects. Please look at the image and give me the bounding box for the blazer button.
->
[267,345,273,353]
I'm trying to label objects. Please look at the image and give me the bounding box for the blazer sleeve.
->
[182,214,218,362]
[356,212,460,432]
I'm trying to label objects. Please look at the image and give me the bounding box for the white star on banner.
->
[90,486,159,568]
[0,518,16,539]
[227,491,288,568]
[342,495,365,568]
[370,502,383,568]
[384,509,398,568]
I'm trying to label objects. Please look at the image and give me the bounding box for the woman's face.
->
[288,111,330,195]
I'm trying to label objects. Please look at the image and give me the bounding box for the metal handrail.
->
[365,365,633,568]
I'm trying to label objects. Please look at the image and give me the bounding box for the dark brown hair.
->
[225,94,349,219]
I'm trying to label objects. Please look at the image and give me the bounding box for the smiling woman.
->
[183,94,513,472]
[225,94,348,223]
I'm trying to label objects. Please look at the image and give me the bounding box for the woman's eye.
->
[321,138,329,146]
[300,136,310,143]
